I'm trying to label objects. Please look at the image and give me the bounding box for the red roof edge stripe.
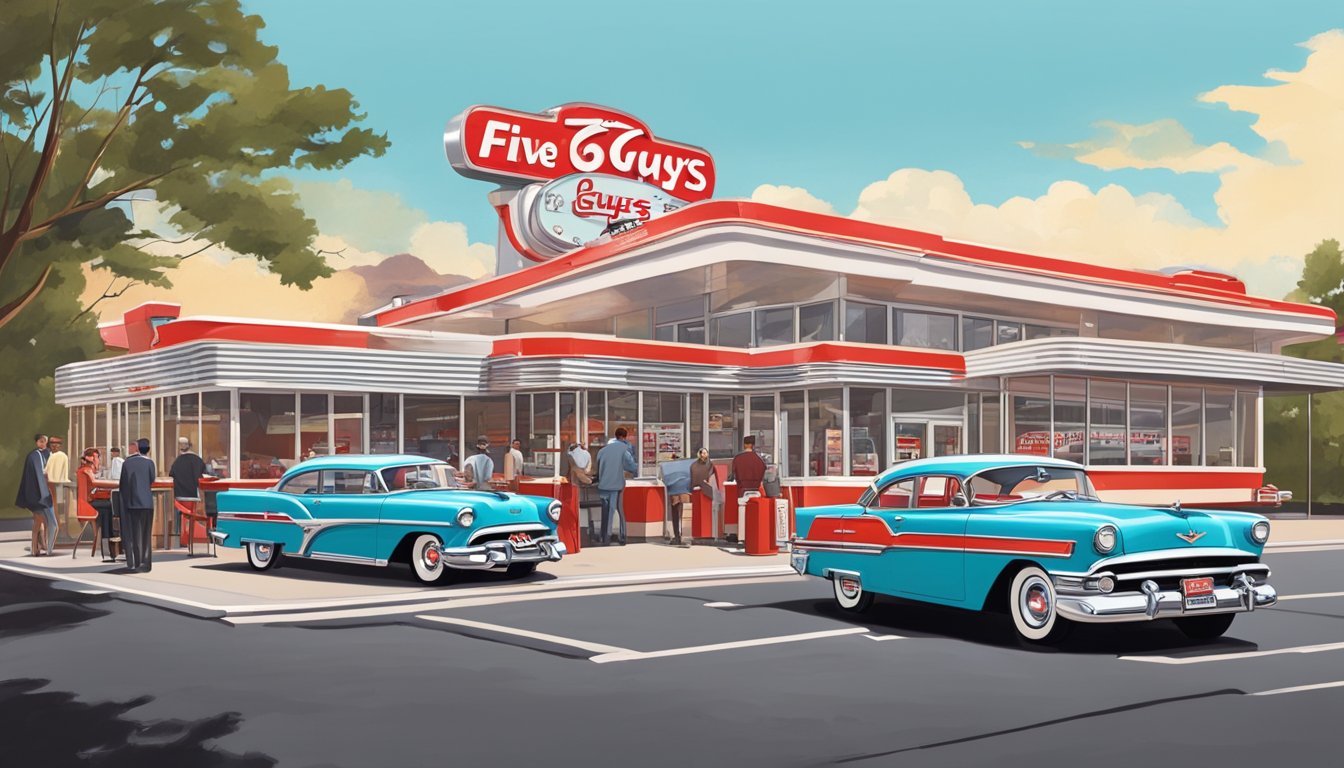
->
[374,200,1336,326]
[489,336,966,372]
[151,319,374,351]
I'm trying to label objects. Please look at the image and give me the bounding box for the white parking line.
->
[415,615,631,655]
[865,634,904,641]
[703,601,741,608]
[1250,680,1344,697]
[1120,641,1344,665]
[590,627,872,664]
[1277,591,1344,601]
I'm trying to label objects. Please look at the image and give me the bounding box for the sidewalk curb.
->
[1266,539,1344,549]
[0,559,794,621]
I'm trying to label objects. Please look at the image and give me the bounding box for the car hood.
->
[993,501,1262,552]
[388,489,553,527]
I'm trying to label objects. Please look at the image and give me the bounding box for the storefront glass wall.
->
[1204,389,1235,466]
[201,391,230,477]
[981,393,1001,453]
[710,312,751,347]
[808,388,844,476]
[465,395,510,468]
[404,395,460,465]
[642,392,687,470]
[1129,384,1168,465]
[241,392,297,479]
[799,302,836,343]
[1172,386,1202,466]
[1238,391,1258,467]
[843,301,887,344]
[1053,377,1086,463]
[707,395,743,460]
[749,394,775,464]
[369,394,399,454]
[1089,380,1127,465]
[586,391,606,450]
[559,391,578,453]
[849,388,886,476]
[781,390,804,476]
[334,395,364,455]
[689,394,705,459]
[1007,377,1051,456]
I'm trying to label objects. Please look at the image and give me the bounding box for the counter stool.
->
[175,498,214,557]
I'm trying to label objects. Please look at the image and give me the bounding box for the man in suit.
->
[118,437,157,572]
[15,434,53,556]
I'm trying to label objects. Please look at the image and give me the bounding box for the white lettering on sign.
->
[477,119,559,170]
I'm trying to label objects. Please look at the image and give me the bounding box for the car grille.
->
[1103,555,1265,592]
[471,527,549,547]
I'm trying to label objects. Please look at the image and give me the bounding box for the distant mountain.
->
[348,253,472,307]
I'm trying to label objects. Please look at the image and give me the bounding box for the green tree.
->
[0,0,389,515]
[1264,239,1344,504]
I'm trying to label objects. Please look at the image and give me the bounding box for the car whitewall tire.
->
[245,541,281,571]
[409,534,453,585]
[832,573,874,613]
[1009,565,1071,644]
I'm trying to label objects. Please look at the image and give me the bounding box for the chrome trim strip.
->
[792,537,1075,559]
[1098,564,1270,582]
[1082,547,1263,574]
[377,519,455,528]
[792,538,885,554]
[467,523,550,545]
[307,552,380,565]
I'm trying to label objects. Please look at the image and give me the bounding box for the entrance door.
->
[891,420,965,464]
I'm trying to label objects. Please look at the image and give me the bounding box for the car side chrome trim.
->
[377,519,454,528]
[792,538,886,555]
[307,552,380,565]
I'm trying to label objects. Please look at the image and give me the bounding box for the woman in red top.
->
[77,448,119,562]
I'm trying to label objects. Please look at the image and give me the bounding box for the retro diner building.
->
[53,105,1344,540]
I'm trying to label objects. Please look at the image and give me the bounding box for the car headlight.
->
[546,499,562,522]
[1093,525,1117,555]
[1249,520,1270,545]
[456,507,475,527]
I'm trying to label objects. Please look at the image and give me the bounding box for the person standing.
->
[15,434,53,556]
[118,437,157,572]
[503,438,526,492]
[595,428,637,545]
[729,435,767,500]
[45,435,70,540]
[105,446,125,481]
[462,436,495,491]
[169,437,213,501]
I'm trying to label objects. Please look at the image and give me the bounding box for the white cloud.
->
[749,184,836,215]
[292,178,429,254]
[749,29,1344,300]
[409,221,496,279]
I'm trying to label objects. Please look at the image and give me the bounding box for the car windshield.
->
[381,463,457,491]
[967,466,1098,505]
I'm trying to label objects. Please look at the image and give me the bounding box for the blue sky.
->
[214,1,1344,302]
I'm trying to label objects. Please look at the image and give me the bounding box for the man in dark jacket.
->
[169,437,212,500]
[16,434,53,556]
[119,438,157,572]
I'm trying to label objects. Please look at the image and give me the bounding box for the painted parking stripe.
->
[590,627,872,664]
[1276,591,1344,601]
[1250,680,1344,697]
[1120,641,1344,665]
[415,615,631,655]
[703,601,741,608]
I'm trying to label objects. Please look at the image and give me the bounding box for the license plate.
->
[1182,577,1215,596]
[790,550,808,575]
[509,532,535,548]
[1184,594,1217,609]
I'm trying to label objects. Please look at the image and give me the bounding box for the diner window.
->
[656,297,705,325]
[333,395,364,455]
[1204,389,1235,466]
[677,321,705,344]
[711,312,751,348]
[642,392,686,469]
[559,392,578,455]
[849,388,886,477]
[280,471,319,495]
[299,394,328,457]
[749,394,775,464]
[962,317,994,351]
[895,310,957,350]
[844,301,887,344]
[809,388,844,476]
[1089,380,1127,465]
[514,394,532,456]
[1171,387,1202,466]
[968,397,980,454]
[689,394,704,460]
[404,396,460,465]
[369,394,399,454]
[607,390,639,454]
[530,392,558,475]
[799,302,836,343]
[981,393,1001,453]
[1052,377,1086,464]
[465,395,511,468]
[782,391,804,476]
[614,309,651,339]
[201,391,230,478]
[1025,324,1077,340]
[1007,377,1051,456]
[654,324,674,342]
[707,395,743,460]
[240,393,298,478]
[996,321,1023,345]
[586,391,606,449]
[1237,391,1258,467]
[755,307,795,347]
[1129,384,1169,466]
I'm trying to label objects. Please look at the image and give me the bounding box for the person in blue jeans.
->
[595,427,638,545]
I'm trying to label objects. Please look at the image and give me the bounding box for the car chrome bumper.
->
[430,536,566,571]
[1056,576,1277,623]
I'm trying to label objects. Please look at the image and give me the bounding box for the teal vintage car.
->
[212,455,564,584]
[790,454,1276,644]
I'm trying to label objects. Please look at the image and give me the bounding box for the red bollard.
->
[743,496,778,556]
[691,490,714,539]
[557,483,581,554]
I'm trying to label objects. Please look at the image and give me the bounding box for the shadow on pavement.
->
[191,557,559,588]
[764,596,1260,656]
[0,572,111,640]
[0,679,278,768]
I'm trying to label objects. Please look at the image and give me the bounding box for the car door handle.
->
[888,516,903,523]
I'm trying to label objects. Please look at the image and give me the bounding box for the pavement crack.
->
[823,688,1245,764]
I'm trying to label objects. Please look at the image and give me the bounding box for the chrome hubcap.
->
[1020,577,1052,628]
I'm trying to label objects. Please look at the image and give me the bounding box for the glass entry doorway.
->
[892,420,964,463]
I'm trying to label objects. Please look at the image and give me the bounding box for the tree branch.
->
[64,65,151,213]
[0,262,53,328]
[131,227,206,252]
[19,168,174,242]
[69,273,137,327]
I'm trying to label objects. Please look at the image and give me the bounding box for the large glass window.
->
[677,321,705,344]
[299,394,328,457]
[607,390,639,460]
[465,395,511,469]
[1171,387,1202,466]
[981,393,1001,454]
[781,390,804,477]
[369,394,399,454]
[240,393,297,479]
[1238,391,1258,467]
[895,310,957,350]
[1089,380,1127,465]
[1053,377,1086,463]
[749,395,775,464]
[799,302,835,343]
[614,309,650,339]
[809,389,844,476]
[707,395,743,460]
[586,391,606,449]
[1026,324,1077,340]
[844,301,887,344]
[640,392,685,470]
[404,396,460,466]
[1007,378,1051,456]
[755,307,794,347]
[711,312,751,348]
[1129,384,1168,466]
[962,317,994,351]
[1204,389,1235,466]
[201,391,230,478]
[530,393,558,474]
[689,394,704,458]
[849,388,886,476]
[559,392,578,454]
[333,395,364,455]
[996,321,1023,345]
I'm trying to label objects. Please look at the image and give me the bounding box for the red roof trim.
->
[489,336,966,372]
[151,319,374,350]
[373,201,1337,327]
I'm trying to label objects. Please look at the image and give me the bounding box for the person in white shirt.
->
[503,438,525,491]
[462,436,495,491]
[106,446,125,481]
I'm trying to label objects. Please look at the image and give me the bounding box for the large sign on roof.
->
[444,103,715,202]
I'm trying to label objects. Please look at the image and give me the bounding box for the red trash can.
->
[743,496,778,556]
[691,490,714,539]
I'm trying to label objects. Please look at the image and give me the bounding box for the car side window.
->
[915,476,964,508]
[280,471,319,496]
[872,478,914,509]
[323,470,376,495]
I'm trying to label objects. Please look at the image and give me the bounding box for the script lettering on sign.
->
[445,103,716,202]
[527,173,687,251]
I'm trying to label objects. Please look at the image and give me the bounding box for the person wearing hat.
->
[118,437,157,572]
[462,436,495,491]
